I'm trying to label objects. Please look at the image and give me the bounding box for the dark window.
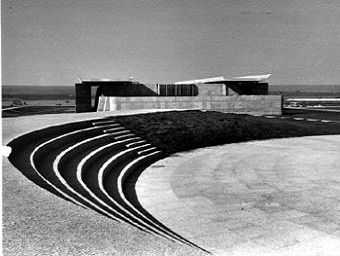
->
[157,84,198,96]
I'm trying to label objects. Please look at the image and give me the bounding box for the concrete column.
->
[109,97,117,111]
[222,84,227,96]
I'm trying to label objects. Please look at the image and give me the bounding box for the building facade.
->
[75,77,281,115]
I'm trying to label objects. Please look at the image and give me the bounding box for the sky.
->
[2,0,340,86]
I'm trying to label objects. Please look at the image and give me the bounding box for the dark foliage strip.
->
[116,110,340,155]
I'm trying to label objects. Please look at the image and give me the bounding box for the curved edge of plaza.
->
[136,135,340,256]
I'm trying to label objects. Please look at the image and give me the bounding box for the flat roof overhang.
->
[205,80,261,84]
[174,74,271,85]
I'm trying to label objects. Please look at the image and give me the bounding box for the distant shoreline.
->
[2,84,340,94]
[2,85,340,107]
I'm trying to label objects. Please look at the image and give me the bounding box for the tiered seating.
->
[7,117,209,253]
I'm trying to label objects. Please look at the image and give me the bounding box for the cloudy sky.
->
[2,0,340,85]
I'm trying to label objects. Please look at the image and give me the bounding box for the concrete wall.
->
[75,83,93,112]
[196,84,226,96]
[98,95,282,115]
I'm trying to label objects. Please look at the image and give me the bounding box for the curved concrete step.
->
[77,142,161,233]
[104,129,132,136]
[117,151,208,251]
[7,118,112,200]
[98,148,191,243]
[55,136,146,223]
[115,134,141,140]
[102,127,125,133]
[32,127,125,219]
[7,117,210,254]
[92,120,120,126]
[53,135,131,222]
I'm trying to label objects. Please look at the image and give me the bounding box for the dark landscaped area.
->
[116,110,340,155]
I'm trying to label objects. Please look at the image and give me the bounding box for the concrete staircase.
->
[7,117,208,253]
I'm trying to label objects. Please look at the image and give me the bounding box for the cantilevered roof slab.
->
[175,74,272,85]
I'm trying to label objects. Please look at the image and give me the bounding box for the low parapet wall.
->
[97,95,282,115]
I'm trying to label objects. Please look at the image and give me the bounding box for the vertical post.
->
[157,83,160,95]
[222,84,227,96]
[94,86,102,111]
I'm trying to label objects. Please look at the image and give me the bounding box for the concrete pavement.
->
[136,135,340,255]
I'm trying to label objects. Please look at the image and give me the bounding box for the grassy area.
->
[116,110,340,155]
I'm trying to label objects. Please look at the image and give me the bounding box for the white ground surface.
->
[137,135,340,255]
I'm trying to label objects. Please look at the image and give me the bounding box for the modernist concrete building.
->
[75,75,282,115]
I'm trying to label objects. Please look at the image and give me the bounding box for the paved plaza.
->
[137,135,340,255]
[3,111,340,255]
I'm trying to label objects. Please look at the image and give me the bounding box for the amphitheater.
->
[3,76,340,255]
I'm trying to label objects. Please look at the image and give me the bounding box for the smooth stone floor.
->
[136,135,340,255]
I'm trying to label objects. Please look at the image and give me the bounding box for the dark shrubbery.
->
[116,110,340,155]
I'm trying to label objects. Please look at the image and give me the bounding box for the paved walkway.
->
[137,135,340,255]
